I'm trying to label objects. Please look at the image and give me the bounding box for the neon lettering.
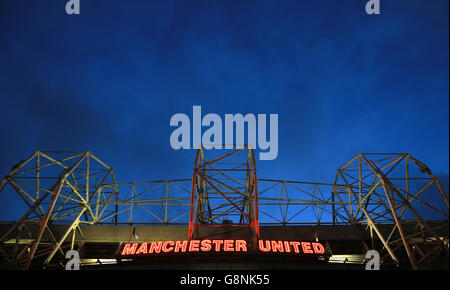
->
[121,240,325,256]
[271,240,284,252]
[212,240,224,251]
[121,243,138,255]
[189,240,200,252]
[224,240,234,251]
[175,240,187,252]
[236,240,247,252]
[284,241,291,253]
[135,242,148,254]
[258,240,271,252]
[289,241,301,253]
[200,239,212,251]
[149,241,163,253]
[301,242,313,254]
[162,241,174,253]
[312,242,325,254]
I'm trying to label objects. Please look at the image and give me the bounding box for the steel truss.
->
[188,147,259,241]
[0,151,448,269]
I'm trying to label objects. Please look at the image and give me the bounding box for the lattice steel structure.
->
[0,151,119,269]
[188,147,259,240]
[331,153,448,269]
[0,150,448,269]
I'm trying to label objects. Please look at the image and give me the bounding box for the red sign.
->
[121,240,325,256]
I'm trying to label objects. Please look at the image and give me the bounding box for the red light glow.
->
[121,240,325,256]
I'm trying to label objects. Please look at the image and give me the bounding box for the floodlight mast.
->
[189,145,259,241]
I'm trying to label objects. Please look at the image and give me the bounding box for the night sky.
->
[0,0,448,221]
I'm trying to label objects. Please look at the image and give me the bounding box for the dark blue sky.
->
[0,0,448,220]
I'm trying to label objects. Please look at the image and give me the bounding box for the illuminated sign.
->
[121,240,325,256]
